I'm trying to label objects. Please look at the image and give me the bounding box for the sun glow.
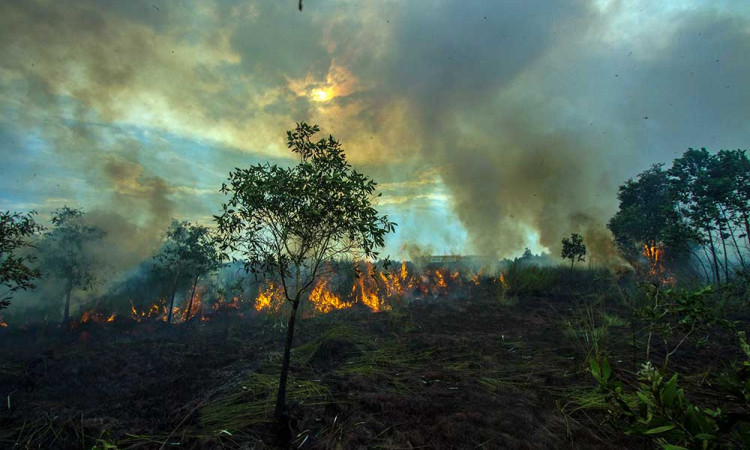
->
[311,88,333,102]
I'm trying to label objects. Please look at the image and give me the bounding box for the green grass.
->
[201,372,331,431]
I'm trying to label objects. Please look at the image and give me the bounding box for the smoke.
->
[2,0,749,271]
[358,1,750,264]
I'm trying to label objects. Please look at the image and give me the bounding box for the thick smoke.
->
[364,1,750,262]
[1,0,749,271]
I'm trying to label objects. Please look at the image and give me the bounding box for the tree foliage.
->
[609,148,750,283]
[561,233,586,267]
[215,122,396,419]
[37,206,105,325]
[215,122,395,301]
[153,219,220,324]
[0,210,43,309]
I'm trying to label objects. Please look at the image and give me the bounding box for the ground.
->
[0,287,739,449]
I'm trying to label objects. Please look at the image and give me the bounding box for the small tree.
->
[0,210,43,310]
[561,233,586,267]
[38,206,105,326]
[215,122,395,420]
[153,220,220,324]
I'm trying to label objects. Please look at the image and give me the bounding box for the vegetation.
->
[152,219,220,324]
[609,148,750,283]
[37,206,105,327]
[561,233,587,267]
[0,210,42,309]
[2,139,749,449]
[214,122,395,419]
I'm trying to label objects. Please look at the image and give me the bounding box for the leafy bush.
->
[633,284,732,367]
[590,332,750,449]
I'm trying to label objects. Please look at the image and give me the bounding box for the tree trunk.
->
[166,276,178,324]
[62,283,72,329]
[726,218,747,271]
[275,297,301,419]
[718,222,730,281]
[706,229,721,284]
[691,248,710,283]
[183,275,199,322]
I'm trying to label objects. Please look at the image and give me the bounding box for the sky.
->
[1,0,749,266]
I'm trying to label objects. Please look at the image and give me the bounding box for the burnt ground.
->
[0,291,740,449]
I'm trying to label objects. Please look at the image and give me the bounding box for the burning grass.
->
[2,264,744,448]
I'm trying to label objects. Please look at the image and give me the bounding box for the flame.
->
[309,279,351,313]
[79,310,116,324]
[642,243,675,284]
[643,243,664,276]
[377,261,414,298]
[350,262,391,312]
[254,283,284,312]
[355,275,389,312]
[130,299,168,322]
[0,320,7,328]
[50,262,526,326]
[499,273,508,289]
[435,270,447,289]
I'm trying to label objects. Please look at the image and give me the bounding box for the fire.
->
[130,299,168,322]
[354,274,390,312]
[435,270,447,289]
[255,283,284,313]
[56,261,521,326]
[643,243,665,276]
[0,320,7,328]
[499,272,508,289]
[378,261,414,298]
[80,310,116,324]
[309,279,351,313]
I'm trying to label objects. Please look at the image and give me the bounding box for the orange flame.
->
[643,243,665,277]
[254,283,284,312]
[309,279,351,313]
[435,270,447,289]
[499,272,508,289]
[130,299,168,322]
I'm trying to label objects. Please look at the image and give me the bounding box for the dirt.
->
[0,291,739,449]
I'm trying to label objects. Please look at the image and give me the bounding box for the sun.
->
[311,88,333,102]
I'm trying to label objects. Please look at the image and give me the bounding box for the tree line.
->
[608,148,750,283]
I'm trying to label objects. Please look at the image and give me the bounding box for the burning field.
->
[0,264,607,449]
[1,261,746,449]
[1,1,749,446]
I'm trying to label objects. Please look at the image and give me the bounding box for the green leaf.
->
[590,358,601,377]
[644,424,676,434]
[693,433,715,441]
[602,358,611,381]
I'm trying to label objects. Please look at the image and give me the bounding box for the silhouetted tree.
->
[608,165,691,265]
[153,220,220,324]
[561,233,586,267]
[609,148,750,283]
[38,207,105,327]
[669,149,726,282]
[215,122,395,421]
[0,210,43,310]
